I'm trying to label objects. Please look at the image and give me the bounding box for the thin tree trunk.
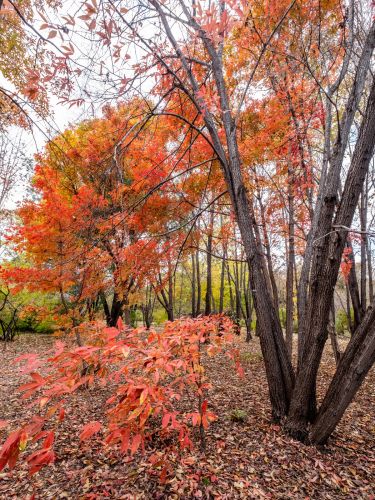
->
[219,250,225,313]
[367,240,374,302]
[196,249,201,316]
[346,241,364,330]
[360,178,368,310]
[286,161,295,359]
[244,274,253,342]
[168,257,174,321]
[329,299,340,366]
[346,282,354,334]
[191,252,197,317]
[205,211,214,316]
[257,190,280,314]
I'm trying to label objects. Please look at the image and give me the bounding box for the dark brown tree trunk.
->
[287,75,375,440]
[109,292,123,327]
[329,300,341,366]
[295,16,374,367]
[310,296,375,444]
[346,241,364,330]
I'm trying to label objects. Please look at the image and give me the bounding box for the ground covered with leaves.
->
[0,333,374,499]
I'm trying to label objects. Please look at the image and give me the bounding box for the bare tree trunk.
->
[205,211,214,316]
[360,181,368,310]
[287,75,375,440]
[296,10,370,365]
[196,249,201,316]
[227,262,234,314]
[346,283,354,334]
[311,295,375,444]
[219,251,225,313]
[346,241,364,330]
[168,256,174,321]
[244,273,253,342]
[191,252,197,317]
[257,189,280,314]
[368,240,374,302]
[178,268,185,318]
[329,300,340,366]
[286,162,295,359]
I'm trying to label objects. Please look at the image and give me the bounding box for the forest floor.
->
[0,332,374,499]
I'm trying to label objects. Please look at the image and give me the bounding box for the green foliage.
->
[230,409,248,423]
[240,351,263,364]
[335,309,351,335]
[279,307,286,329]
[152,308,168,325]
[16,317,55,334]
[0,286,58,334]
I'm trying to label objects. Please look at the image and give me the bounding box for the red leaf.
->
[58,408,65,422]
[27,448,55,475]
[162,413,171,429]
[79,421,101,442]
[201,400,208,414]
[43,431,54,449]
[116,316,124,330]
[130,434,142,455]
[191,413,201,426]
[120,429,130,453]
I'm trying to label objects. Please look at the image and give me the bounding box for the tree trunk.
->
[360,180,368,310]
[287,75,375,440]
[310,296,375,444]
[286,162,295,359]
[346,241,364,330]
[191,252,196,317]
[205,211,214,316]
[368,240,374,302]
[329,300,340,366]
[108,292,123,327]
[244,274,253,342]
[196,249,201,316]
[219,250,225,313]
[100,291,111,326]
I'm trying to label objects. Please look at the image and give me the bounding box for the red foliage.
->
[0,315,241,478]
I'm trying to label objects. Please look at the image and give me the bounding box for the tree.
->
[2,0,375,448]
